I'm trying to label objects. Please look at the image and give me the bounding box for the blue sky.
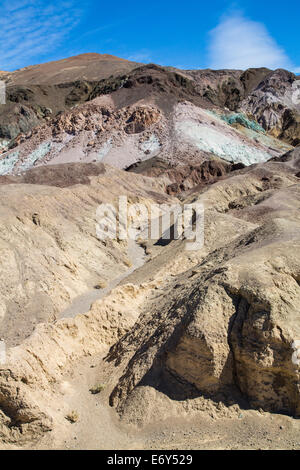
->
[0,0,299,72]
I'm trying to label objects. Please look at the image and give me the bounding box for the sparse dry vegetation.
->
[65,411,79,423]
[94,280,107,289]
[89,384,105,395]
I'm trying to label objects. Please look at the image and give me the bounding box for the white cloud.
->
[0,1,85,70]
[208,13,298,71]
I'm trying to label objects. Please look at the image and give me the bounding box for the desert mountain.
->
[0,55,300,450]
[1,59,299,173]
[0,53,140,144]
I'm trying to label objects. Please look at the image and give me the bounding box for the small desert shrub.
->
[94,280,107,289]
[89,383,105,394]
[65,410,79,423]
[137,237,147,248]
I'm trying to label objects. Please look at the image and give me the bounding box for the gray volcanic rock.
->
[185,67,271,110]
[240,69,300,144]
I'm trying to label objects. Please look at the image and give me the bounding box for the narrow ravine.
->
[60,239,146,319]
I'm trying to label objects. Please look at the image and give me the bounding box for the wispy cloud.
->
[127,51,152,63]
[0,1,86,70]
[208,13,299,72]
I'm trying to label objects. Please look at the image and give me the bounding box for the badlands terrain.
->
[0,54,300,449]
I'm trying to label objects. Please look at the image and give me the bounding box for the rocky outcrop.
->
[186,67,271,111]
[0,281,151,443]
[280,109,300,146]
[240,69,300,144]
[124,107,161,134]
[186,67,300,146]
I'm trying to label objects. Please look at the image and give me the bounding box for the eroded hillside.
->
[0,55,300,450]
[0,147,300,449]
